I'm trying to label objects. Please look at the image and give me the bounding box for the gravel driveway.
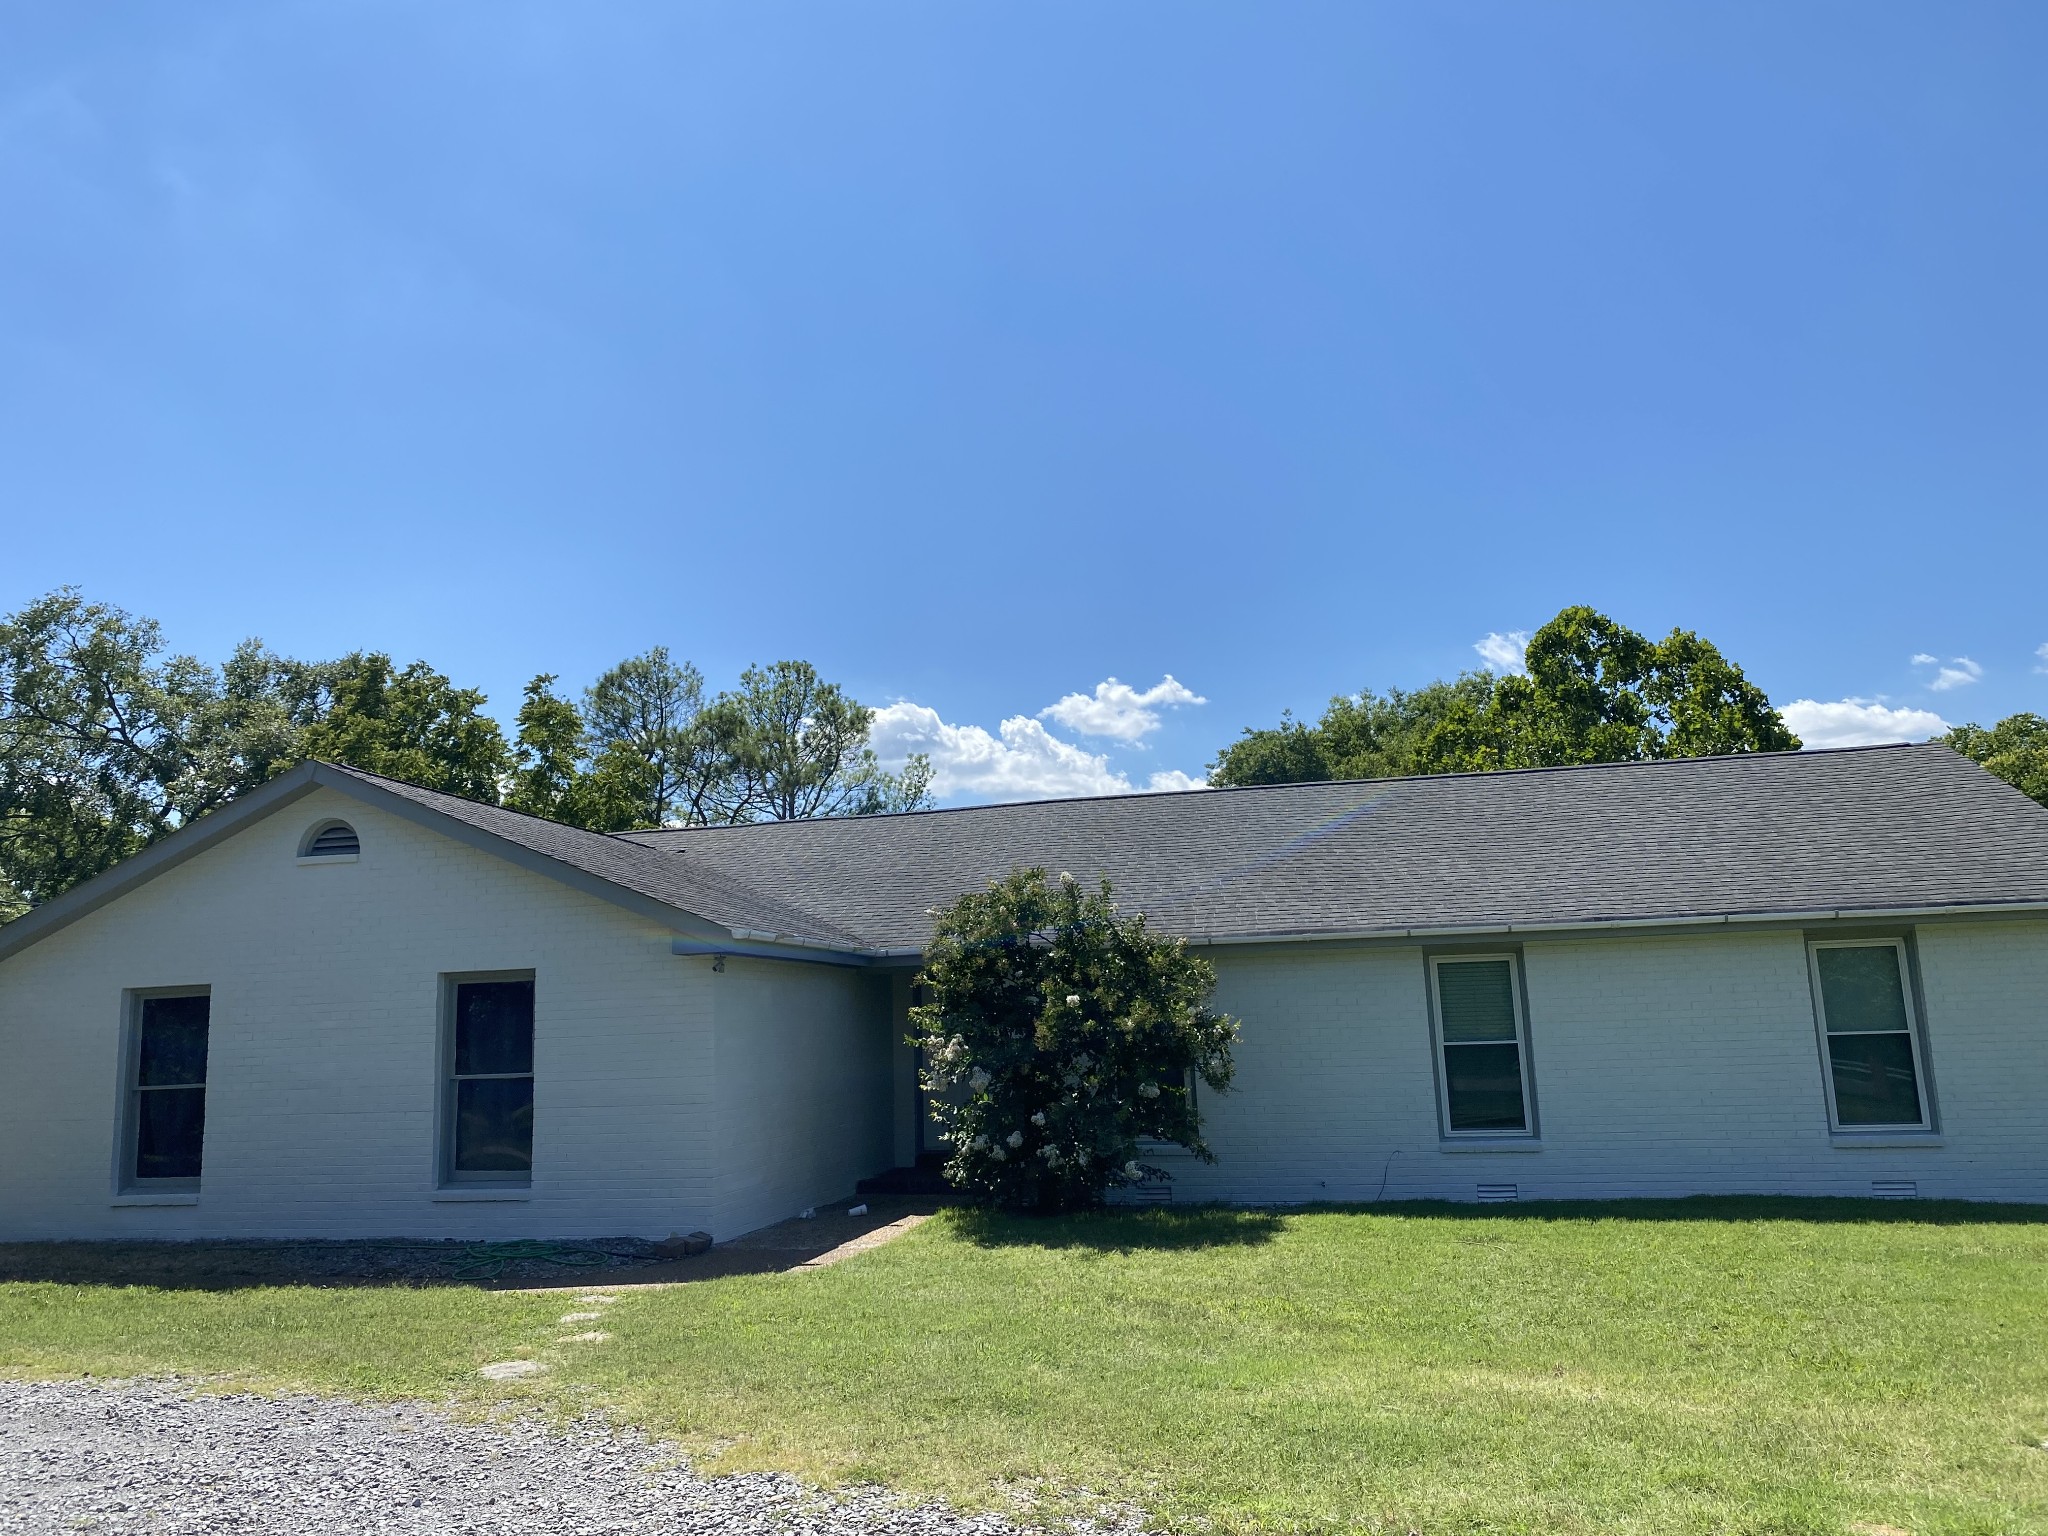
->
[0,1379,1133,1535]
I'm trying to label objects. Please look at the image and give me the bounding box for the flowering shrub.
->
[911,868,1239,1212]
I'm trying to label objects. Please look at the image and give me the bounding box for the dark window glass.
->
[454,1078,535,1172]
[1444,1042,1529,1131]
[132,995,208,1181]
[1436,959,1529,1133]
[1815,944,1925,1128]
[455,981,534,1075]
[135,1087,206,1179]
[1827,1033,1925,1127]
[137,995,210,1086]
[449,978,534,1178]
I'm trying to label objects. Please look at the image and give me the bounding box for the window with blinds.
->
[1809,939,1931,1130]
[1429,955,1535,1136]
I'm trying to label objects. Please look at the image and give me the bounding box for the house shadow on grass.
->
[947,1205,1288,1252]
[947,1193,2048,1251]
[0,1199,946,1294]
[1344,1194,2048,1226]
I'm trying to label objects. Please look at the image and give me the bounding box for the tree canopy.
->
[0,587,933,918]
[1943,714,2048,808]
[1211,605,1799,786]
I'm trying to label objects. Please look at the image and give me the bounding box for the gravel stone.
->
[0,1378,1142,1535]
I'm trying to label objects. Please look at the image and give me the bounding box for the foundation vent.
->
[1871,1180,1918,1200]
[1476,1183,1519,1204]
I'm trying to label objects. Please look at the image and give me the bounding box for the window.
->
[1809,939,1930,1130]
[1430,954,1534,1136]
[444,976,535,1182]
[299,821,359,858]
[125,993,210,1186]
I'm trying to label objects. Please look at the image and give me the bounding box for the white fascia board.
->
[671,938,875,968]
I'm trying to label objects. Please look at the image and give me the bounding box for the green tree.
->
[0,589,207,912]
[724,659,932,820]
[582,648,745,826]
[1212,606,1798,786]
[170,640,333,818]
[1422,609,1798,771]
[911,869,1239,1213]
[1943,714,2048,807]
[298,652,509,801]
[506,674,658,832]
[1210,675,1496,786]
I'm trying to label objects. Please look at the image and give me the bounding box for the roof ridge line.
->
[634,741,1949,832]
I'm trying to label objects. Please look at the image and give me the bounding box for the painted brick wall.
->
[709,954,898,1238]
[1160,920,2048,1205]
[7,786,2041,1238]
[0,787,720,1242]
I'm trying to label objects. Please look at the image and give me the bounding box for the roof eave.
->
[0,762,750,965]
[0,763,327,965]
[1179,898,2048,949]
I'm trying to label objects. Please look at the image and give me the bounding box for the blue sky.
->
[4,3,2044,802]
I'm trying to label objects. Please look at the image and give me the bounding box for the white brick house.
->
[1,744,2044,1241]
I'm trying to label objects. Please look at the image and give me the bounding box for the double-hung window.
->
[444,976,535,1183]
[1808,939,1931,1130]
[1430,954,1535,1136]
[125,992,210,1187]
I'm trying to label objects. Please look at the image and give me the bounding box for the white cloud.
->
[1474,631,1529,675]
[1911,653,1983,692]
[1931,657,1982,692]
[1038,675,1206,741]
[2035,642,2048,674]
[1779,698,1950,750]
[869,702,1207,804]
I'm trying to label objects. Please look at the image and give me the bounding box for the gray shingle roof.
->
[617,744,2048,951]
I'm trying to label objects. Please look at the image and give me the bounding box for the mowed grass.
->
[5,1200,2048,1535]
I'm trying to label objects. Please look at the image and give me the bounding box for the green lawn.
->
[5,1200,2047,1535]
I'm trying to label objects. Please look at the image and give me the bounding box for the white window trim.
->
[1807,937,1933,1134]
[114,986,211,1195]
[438,970,537,1189]
[1427,952,1538,1141]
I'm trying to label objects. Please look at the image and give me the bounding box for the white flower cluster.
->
[921,1035,970,1091]
[969,1068,991,1092]
[1138,1080,1161,1099]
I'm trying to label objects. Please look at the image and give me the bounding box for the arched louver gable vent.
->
[303,821,360,858]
